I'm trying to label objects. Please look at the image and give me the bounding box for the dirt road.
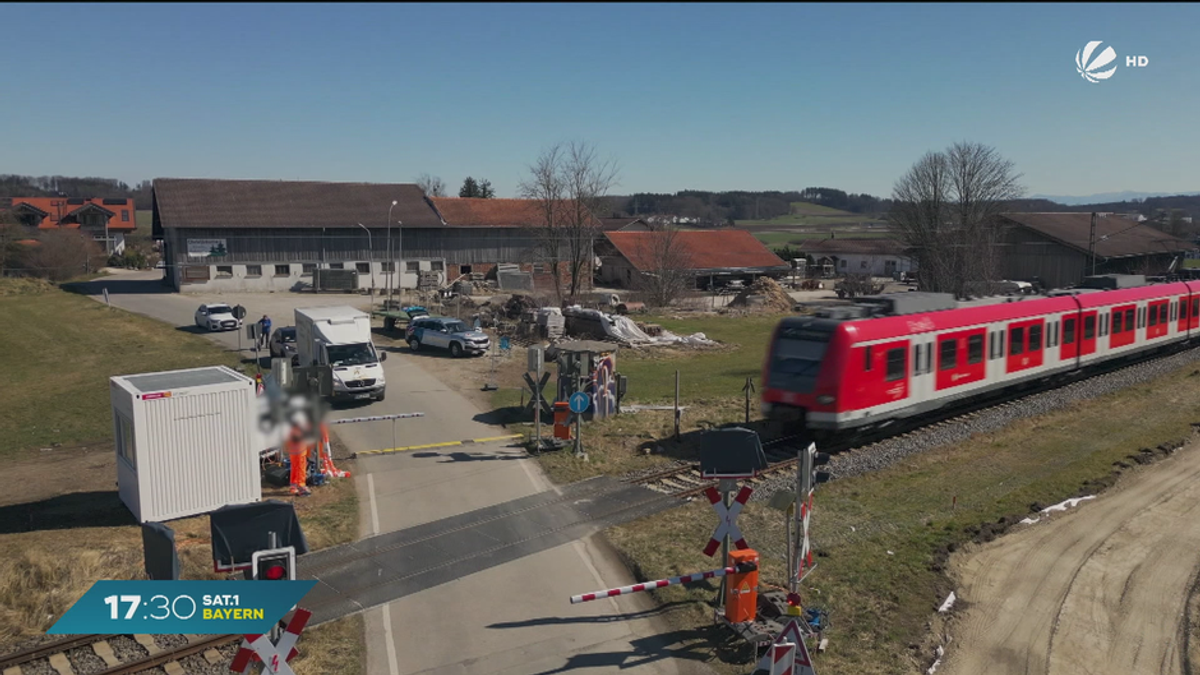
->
[940,441,1200,675]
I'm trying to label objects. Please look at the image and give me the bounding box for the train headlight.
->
[816,395,835,405]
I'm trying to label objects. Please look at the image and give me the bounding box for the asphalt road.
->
[941,440,1200,675]
[81,270,714,675]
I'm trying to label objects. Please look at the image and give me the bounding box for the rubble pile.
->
[728,277,794,312]
[503,294,540,319]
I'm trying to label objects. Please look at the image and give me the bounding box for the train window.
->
[967,334,984,364]
[988,331,998,359]
[1125,309,1135,331]
[1063,318,1076,344]
[1113,311,1123,334]
[1149,306,1158,327]
[1172,302,1178,322]
[1193,298,1199,318]
[914,344,922,374]
[1140,307,1147,328]
[939,339,957,370]
[1160,303,1169,324]
[864,346,873,371]
[925,343,932,372]
[1183,300,1190,320]
[1009,326,1025,355]
[1084,315,1096,339]
[1029,324,1042,351]
[886,348,906,382]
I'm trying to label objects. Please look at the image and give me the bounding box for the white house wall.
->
[828,253,916,276]
[173,260,447,294]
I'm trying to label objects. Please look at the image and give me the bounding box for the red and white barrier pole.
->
[570,566,735,604]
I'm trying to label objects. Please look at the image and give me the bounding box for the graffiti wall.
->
[588,352,618,420]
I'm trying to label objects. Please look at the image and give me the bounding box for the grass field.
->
[604,355,1200,674]
[0,280,252,457]
[788,201,856,216]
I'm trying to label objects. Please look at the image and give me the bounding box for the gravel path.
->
[738,345,1200,504]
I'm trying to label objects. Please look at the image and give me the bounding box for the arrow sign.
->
[703,485,753,557]
[569,391,590,414]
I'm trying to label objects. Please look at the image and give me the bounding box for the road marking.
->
[367,473,380,537]
[380,604,401,675]
[354,434,523,457]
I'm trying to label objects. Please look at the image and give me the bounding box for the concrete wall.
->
[172,259,447,294]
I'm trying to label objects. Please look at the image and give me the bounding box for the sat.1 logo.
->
[1075,40,1149,83]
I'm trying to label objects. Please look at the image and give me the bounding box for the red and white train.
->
[761,275,1200,437]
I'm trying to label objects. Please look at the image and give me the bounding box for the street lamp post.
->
[386,200,398,303]
[357,223,374,297]
[396,219,404,305]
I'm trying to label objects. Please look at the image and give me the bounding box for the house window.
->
[864,346,873,371]
[533,262,548,274]
[215,265,233,278]
[302,263,315,276]
[274,264,290,277]
[1084,315,1096,339]
[406,261,420,272]
[967,334,984,364]
[245,265,262,277]
[116,413,135,469]
[885,347,906,382]
[431,260,444,271]
[460,265,472,275]
[939,339,957,370]
[356,262,371,274]
[381,262,395,273]
[839,259,847,269]
[860,260,868,268]
[329,262,344,270]
[121,209,130,222]
[1009,327,1025,355]
[1029,324,1042,351]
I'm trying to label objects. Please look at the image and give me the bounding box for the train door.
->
[909,338,934,407]
[1060,313,1079,363]
[1191,296,1200,333]
[1078,310,1098,357]
[1177,296,1189,334]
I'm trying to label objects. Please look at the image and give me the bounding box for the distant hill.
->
[1009,194,1200,218]
[1031,191,1200,206]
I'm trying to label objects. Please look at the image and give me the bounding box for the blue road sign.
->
[500,337,510,352]
[569,392,590,414]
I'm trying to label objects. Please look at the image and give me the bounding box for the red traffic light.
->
[263,564,286,580]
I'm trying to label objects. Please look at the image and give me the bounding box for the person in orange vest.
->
[286,422,311,496]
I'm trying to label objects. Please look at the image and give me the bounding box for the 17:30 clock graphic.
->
[104,594,197,621]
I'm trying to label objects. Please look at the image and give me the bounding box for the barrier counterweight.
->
[570,567,735,604]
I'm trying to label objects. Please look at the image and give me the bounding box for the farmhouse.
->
[996,212,1196,289]
[596,229,788,289]
[152,179,594,294]
[800,237,916,278]
[10,196,136,254]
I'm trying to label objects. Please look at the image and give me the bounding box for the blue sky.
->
[2,3,1197,199]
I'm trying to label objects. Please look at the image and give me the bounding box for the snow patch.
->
[938,591,956,614]
[927,645,945,674]
[1020,517,1040,525]
[1041,495,1096,514]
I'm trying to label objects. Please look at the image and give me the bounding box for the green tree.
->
[459,177,496,198]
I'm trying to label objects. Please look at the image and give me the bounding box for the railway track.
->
[628,342,1196,499]
[0,633,241,675]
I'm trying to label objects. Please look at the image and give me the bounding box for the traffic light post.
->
[791,443,830,596]
[252,532,297,643]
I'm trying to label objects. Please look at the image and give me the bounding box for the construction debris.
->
[563,306,716,347]
[728,277,794,312]
[503,294,540,319]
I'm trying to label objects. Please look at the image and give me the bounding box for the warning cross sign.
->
[703,485,753,557]
[756,618,817,675]
[230,608,311,674]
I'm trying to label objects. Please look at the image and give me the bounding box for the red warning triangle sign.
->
[756,618,817,674]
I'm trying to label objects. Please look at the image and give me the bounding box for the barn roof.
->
[604,229,787,272]
[1001,212,1194,259]
[428,197,603,229]
[151,178,445,230]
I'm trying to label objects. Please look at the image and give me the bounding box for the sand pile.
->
[728,277,794,312]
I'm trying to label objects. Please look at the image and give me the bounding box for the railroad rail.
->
[0,633,240,675]
[629,342,1198,499]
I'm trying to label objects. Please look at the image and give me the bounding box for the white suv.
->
[195,304,242,331]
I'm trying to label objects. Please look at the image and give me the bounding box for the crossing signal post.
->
[252,544,297,643]
[791,443,830,596]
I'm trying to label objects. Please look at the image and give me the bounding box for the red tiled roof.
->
[10,197,136,231]
[604,229,787,272]
[429,197,604,228]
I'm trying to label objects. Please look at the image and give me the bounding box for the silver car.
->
[406,317,490,357]
[269,327,299,365]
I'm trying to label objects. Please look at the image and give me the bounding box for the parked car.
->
[194,304,242,331]
[406,317,490,357]
[269,327,299,365]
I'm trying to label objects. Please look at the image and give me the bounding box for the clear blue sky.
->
[2,3,1197,199]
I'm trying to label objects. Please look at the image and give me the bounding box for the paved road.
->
[82,270,713,675]
[941,440,1200,675]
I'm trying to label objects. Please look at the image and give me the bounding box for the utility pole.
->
[1089,211,1098,277]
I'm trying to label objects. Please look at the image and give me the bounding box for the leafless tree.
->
[24,230,107,281]
[415,173,446,198]
[0,210,24,276]
[518,141,619,302]
[889,142,1024,298]
[634,227,695,307]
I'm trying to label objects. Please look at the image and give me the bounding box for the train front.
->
[760,315,848,436]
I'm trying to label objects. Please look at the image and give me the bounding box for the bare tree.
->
[634,227,695,307]
[24,230,107,281]
[889,142,1023,298]
[518,141,619,302]
[0,210,24,276]
[415,173,446,197]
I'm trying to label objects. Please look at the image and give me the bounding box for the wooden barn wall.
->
[996,225,1179,289]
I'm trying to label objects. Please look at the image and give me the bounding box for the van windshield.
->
[326,342,378,367]
[768,327,830,393]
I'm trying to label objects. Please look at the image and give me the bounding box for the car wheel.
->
[450,342,463,358]
[408,338,420,352]
[376,390,386,402]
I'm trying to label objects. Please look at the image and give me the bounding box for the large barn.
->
[152,179,589,294]
[996,212,1196,289]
